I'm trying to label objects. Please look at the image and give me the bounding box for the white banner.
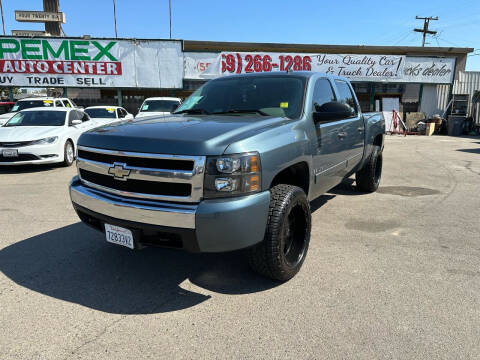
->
[186,51,456,84]
[0,37,183,88]
[199,52,405,82]
[403,57,455,84]
[184,52,217,80]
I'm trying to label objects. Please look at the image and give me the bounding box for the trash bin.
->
[447,115,465,136]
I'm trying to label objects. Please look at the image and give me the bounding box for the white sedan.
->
[0,108,100,166]
[84,106,134,124]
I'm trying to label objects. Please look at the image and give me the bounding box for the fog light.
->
[215,177,238,191]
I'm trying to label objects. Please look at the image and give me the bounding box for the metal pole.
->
[0,0,5,35]
[169,0,172,39]
[113,0,118,38]
[8,88,14,102]
[117,89,122,107]
[43,0,61,36]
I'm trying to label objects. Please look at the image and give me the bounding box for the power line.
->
[414,16,438,47]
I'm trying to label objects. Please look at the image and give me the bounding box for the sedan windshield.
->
[175,75,307,119]
[85,108,117,119]
[11,100,55,112]
[140,100,179,113]
[5,111,66,127]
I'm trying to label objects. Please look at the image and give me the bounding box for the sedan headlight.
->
[204,152,261,198]
[30,136,58,145]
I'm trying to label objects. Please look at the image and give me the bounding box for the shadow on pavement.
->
[0,223,279,314]
[310,194,335,213]
[457,148,480,154]
[328,178,369,196]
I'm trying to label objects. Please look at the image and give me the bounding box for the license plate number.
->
[2,149,18,157]
[105,224,134,249]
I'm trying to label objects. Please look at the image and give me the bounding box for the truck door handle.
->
[337,132,346,139]
[358,127,364,133]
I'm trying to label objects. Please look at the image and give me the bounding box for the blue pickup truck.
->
[69,72,385,281]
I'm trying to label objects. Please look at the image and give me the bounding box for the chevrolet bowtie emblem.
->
[108,163,130,180]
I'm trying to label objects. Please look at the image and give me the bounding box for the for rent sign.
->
[0,37,183,88]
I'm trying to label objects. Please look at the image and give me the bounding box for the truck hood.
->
[0,126,61,142]
[78,114,289,155]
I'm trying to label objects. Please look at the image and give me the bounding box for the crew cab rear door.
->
[332,80,365,174]
[311,78,348,195]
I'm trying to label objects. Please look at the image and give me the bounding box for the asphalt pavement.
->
[1,135,479,359]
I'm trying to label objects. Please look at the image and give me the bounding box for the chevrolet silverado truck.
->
[69,72,385,281]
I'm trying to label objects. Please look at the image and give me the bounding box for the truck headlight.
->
[204,152,261,198]
[31,136,58,145]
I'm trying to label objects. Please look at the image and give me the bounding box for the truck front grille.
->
[79,169,192,197]
[77,149,194,171]
[76,146,205,203]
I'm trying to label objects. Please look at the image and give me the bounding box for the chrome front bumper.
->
[70,176,271,253]
[70,177,197,228]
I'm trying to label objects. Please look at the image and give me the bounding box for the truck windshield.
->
[5,111,66,127]
[11,100,54,112]
[140,100,179,113]
[175,75,307,119]
[85,108,117,119]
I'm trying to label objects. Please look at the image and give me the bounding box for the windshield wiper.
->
[174,109,210,115]
[211,109,269,116]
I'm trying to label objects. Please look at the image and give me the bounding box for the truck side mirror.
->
[313,101,354,123]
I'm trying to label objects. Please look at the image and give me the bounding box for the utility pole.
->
[414,16,438,47]
[169,0,172,39]
[0,0,5,35]
[43,0,61,36]
[112,0,118,38]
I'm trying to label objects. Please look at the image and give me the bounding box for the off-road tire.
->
[356,146,382,193]
[63,141,74,167]
[248,184,311,282]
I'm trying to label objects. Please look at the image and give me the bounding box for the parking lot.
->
[1,135,479,359]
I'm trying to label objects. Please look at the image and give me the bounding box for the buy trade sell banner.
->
[0,37,183,88]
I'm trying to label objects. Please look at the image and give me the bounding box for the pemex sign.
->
[0,37,183,88]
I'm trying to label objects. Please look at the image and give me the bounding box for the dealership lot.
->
[1,135,479,359]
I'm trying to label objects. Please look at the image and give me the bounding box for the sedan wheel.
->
[63,141,74,167]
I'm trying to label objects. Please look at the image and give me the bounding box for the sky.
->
[3,0,480,70]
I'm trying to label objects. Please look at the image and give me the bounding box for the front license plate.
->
[2,149,18,157]
[105,224,134,249]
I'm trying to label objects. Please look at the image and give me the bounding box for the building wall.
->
[453,71,480,124]
[420,84,451,118]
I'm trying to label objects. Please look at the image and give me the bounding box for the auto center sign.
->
[0,37,183,88]
[185,52,456,84]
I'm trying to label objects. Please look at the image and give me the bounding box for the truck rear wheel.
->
[356,146,382,192]
[248,184,311,282]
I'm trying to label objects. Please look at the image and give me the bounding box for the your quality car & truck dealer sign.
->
[0,37,183,88]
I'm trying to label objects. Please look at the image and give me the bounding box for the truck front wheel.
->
[356,146,382,192]
[248,184,311,282]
